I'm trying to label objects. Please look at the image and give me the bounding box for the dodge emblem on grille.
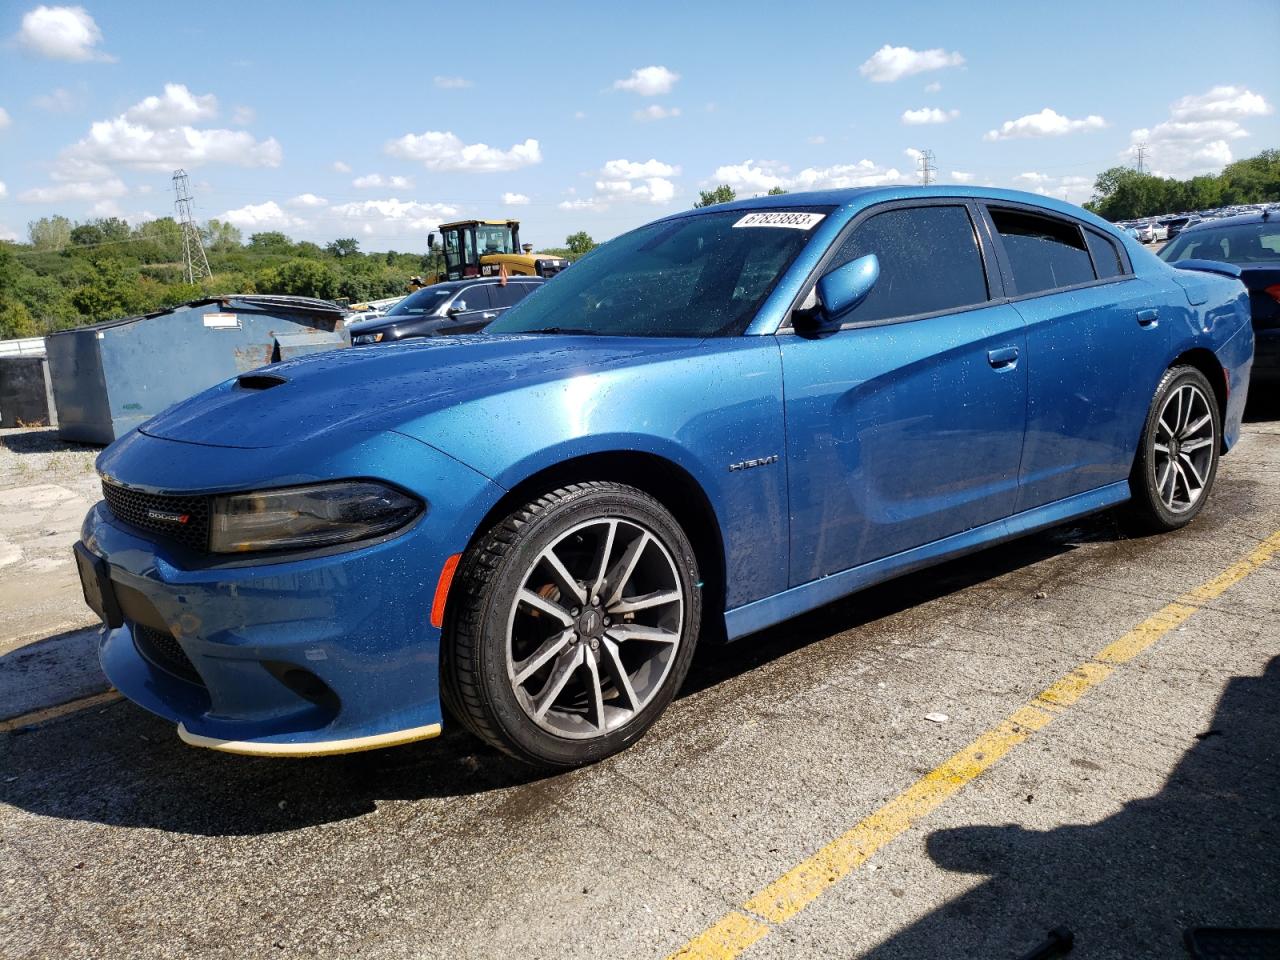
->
[146,509,191,524]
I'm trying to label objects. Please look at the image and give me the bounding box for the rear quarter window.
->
[1084,229,1127,280]
[990,208,1096,295]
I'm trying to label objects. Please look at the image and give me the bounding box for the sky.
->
[1,0,1278,251]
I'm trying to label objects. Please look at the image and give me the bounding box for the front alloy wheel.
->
[443,482,701,767]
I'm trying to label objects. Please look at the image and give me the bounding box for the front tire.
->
[442,482,701,768]
[1127,365,1221,532]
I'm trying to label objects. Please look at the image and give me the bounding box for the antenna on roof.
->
[172,169,212,285]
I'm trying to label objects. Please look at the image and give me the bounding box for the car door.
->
[779,201,1028,586]
[436,283,498,334]
[979,204,1165,511]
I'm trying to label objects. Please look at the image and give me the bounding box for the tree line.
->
[0,218,601,340]
[1084,149,1278,221]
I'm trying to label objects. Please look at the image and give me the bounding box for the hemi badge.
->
[146,509,191,524]
[728,454,779,472]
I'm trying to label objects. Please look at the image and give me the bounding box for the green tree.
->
[28,216,73,251]
[327,238,361,258]
[257,259,339,299]
[565,231,596,256]
[767,186,788,196]
[70,217,131,247]
[248,231,293,254]
[694,185,736,208]
[202,219,243,252]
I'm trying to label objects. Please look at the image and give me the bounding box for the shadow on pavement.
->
[0,427,97,455]
[1243,386,1280,423]
[0,510,1142,838]
[862,657,1280,959]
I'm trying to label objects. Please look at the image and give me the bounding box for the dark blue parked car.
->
[1159,208,1279,381]
[77,187,1253,767]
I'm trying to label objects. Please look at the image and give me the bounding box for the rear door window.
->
[830,205,990,324]
[989,208,1096,294]
[490,282,535,308]
[1084,229,1126,280]
[455,285,494,312]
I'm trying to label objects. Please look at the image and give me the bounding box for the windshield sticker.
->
[733,212,826,230]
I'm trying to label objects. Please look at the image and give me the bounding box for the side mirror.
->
[447,300,468,315]
[795,254,880,336]
[427,232,437,250]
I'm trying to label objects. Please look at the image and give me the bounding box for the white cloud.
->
[502,192,530,205]
[0,224,18,242]
[353,173,414,189]
[18,177,127,203]
[43,86,281,175]
[386,130,541,172]
[0,107,9,130]
[711,158,908,196]
[950,170,974,183]
[325,198,460,233]
[634,104,681,122]
[859,45,964,83]
[16,5,113,62]
[984,108,1106,141]
[808,135,826,145]
[219,201,304,230]
[613,65,679,96]
[1120,86,1272,178]
[573,111,587,121]
[124,84,218,129]
[1015,171,1051,183]
[924,81,942,93]
[433,75,472,89]
[601,158,679,179]
[904,147,924,162]
[231,105,255,126]
[332,160,352,173]
[1170,86,1272,122]
[569,158,682,210]
[287,193,328,208]
[0,181,7,198]
[33,87,76,112]
[901,107,958,125]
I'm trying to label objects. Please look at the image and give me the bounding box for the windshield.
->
[1160,220,1280,265]
[486,208,830,338]
[385,287,453,317]
[477,224,518,255]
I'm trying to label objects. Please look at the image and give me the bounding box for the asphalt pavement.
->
[2,406,1278,960]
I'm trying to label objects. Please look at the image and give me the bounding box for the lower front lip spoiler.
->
[176,720,443,757]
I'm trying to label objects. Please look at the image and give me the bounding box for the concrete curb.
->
[0,626,110,722]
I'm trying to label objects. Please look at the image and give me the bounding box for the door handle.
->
[987,346,1019,369]
[1137,308,1159,327]
[482,312,497,320]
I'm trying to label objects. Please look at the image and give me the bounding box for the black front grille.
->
[102,480,210,551]
[134,624,205,686]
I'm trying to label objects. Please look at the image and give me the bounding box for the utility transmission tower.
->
[1135,142,1148,175]
[918,149,937,186]
[172,169,211,284]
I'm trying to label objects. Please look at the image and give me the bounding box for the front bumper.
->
[82,430,500,756]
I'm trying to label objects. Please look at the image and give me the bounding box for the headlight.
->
[209,481,421,553]
[352,332,384,345]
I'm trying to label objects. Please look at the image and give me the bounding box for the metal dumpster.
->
[0,355,58,428]
[45,295,347,445]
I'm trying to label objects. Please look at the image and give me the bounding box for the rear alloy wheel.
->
[1128,366,1221,532]
[442,482,701,768]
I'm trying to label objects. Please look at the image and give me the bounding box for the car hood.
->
[138,334,701,450]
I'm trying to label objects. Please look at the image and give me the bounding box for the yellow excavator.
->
[428,220,569,283]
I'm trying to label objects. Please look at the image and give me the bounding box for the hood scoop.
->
[236,373,288,390]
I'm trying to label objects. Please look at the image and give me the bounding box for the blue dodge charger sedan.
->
[76,187,1253,767]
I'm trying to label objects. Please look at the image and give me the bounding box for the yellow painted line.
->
[0,689,122,733]
[665,529,1280,959]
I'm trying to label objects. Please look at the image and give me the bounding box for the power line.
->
[172,169,211,284]
[1135,142,1148,175]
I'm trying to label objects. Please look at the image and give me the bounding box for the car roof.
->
[425,277,543,293]
[650,184,1121,234]
[1181,209,1277,233]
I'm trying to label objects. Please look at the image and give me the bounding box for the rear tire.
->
[442,482,701,768]
[1127,365,1221,533]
